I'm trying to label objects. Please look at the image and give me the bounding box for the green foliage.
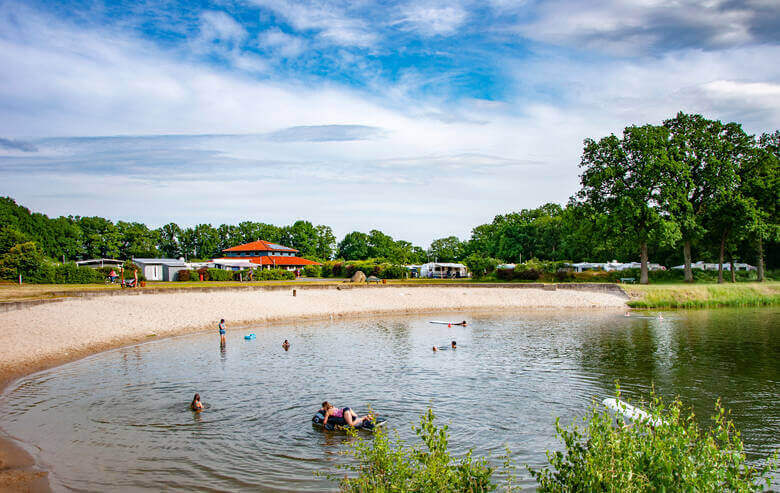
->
[53,262,104,284]
[176,269,191,281]
[428,236,463,263]
[335,409,503,493]
[253,268,295,280]
[303,264,322,277]
[463,254,500,278]
[206,268,234,281]
[0,226,33,256]
[0,242,54,283]
[529,388,777,492]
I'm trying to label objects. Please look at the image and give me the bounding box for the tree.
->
[664,113,742,282]
[285,220,319,257]
[428,236,463,263]
[314,224,336,260]
[368,229,396,259]
[0,226,32,256]
[577,125,680,284]
[158,223,182,258]
[0,242,53,283]
[338,231,371,260]
[741,131,779,281]
[116,221,160,259]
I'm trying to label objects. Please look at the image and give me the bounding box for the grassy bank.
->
[624,282,780,308]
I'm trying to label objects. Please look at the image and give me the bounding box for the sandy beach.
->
[0,284,627,491]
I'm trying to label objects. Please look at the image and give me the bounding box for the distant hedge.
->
[320,259,408,279]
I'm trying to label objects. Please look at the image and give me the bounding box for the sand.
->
[0,284,627,491]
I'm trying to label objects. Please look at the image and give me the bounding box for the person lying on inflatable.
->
[313,401,374,430]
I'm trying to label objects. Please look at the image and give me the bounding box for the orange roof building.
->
[213,240,320,270]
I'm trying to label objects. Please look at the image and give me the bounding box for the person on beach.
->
[191,393,203,411]
[218,319,226,345]
[282,339,290,350]
[321,401,373,428]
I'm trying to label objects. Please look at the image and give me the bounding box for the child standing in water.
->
[191,393,203,411]
[282,339,291,350]
[218,319,226,345]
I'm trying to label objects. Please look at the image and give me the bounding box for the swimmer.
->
[460,320,467,326]
[321,401,373,428]
[658,313,664,320]
[218,319,226,344]
[282,339,291,350]
[432,346,438,352]
[191,393,203,411]
[625,311,631,317]
[451,340,457,349]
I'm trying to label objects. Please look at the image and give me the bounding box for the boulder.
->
[350,271,366,283]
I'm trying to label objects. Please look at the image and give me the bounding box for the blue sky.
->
[1,0,779,245]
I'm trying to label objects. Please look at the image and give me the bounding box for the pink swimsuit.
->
[332,408,344,418]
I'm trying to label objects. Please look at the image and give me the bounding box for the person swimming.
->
[191,393,203,411]
[282,339,290,350]
[432,346,438,352]
[625,311,631,317]
[320,401,373,428]
[451,340,457,349]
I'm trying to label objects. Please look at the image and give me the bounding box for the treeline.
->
[1,112,777,285]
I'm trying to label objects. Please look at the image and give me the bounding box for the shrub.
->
[0,242,55,283]
[197,267,210,281]
[206,268,234,281]
[303,265,322,277]
[529,387,777,492]
[253,268,295,280]
[380,264,408,279]
[514,266,542,281]
[332,261,344,277]
[53,262,104,284]
[333,409,509,492]
[463,254,500,278]
[177,269,191,281]
[496,267,515,281]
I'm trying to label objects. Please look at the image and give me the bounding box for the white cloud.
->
[249,0,377,47]
[259,27,307,58]
[395,3,468,36]
[515,0,768,56]
[1,2,779,245]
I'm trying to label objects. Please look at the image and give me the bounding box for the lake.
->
[1,308,778,491]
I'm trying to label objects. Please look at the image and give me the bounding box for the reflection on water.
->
[1,308,778,491]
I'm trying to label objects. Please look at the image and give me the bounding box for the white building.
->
[671,261,755,271]
[132,258,188,281]
[567,261,665,273]
[420,262,469,279]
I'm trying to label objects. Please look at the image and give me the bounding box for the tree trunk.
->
[757,238,765,282]
[730,255,736,283]
[718,234,725,284]
[683,240,693,283]
[640,242,649,284]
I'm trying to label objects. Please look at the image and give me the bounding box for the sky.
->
[0,0,778,246]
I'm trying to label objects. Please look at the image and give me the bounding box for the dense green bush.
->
[0,242,55,283]
[334,409,509,492]
[177,269,191,281]
[53,262,104,284]
[380,264,408,279]
[463,254,501,278]
[303,264,322,277]
[529,388,777,492]
[253,268,295,280]
[206,268,234,281]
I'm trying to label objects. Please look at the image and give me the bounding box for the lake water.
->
[1,308,778,491]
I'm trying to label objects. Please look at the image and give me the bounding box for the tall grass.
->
[626,282,780,308]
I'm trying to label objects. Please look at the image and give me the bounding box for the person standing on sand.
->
[218,319,226,345]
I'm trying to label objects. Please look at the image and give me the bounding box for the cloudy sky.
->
[1,0,778,245]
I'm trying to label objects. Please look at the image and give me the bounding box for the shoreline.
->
[0,284,626,491]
